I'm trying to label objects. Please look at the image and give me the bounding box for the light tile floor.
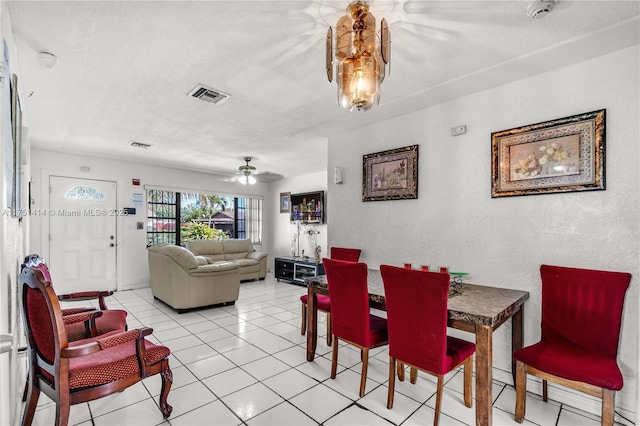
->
[27,274,635,426]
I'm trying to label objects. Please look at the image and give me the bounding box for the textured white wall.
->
[269,171,328,269]
[1,4,28,423]
[29,149,271,290]
[327,46,639,416]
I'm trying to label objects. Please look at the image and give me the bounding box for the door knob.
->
[110,243,115,247]
[110,236,115,240]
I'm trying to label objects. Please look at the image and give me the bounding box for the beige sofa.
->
[186,239,268,281]
[147,244,240,312]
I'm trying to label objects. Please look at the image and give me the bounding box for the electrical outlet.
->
[451,125,467,136]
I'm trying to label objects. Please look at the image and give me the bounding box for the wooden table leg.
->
[475,325,493,426]
[306,287,318,361]
[511,306,524,385]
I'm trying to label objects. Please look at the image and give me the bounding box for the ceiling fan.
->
[237,157,258,185]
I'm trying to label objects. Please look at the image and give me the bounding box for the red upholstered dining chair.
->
[299,247,362,346]
[514,265,631,426]
[20,262,173,426]
[323,258,387,397]
[330,247,362,262]
[380,265,475,426]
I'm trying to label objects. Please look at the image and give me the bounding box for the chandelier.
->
[326,1,390,112]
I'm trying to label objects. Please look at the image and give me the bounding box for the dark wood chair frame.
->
[21,255,129,402]
[20,267,173,426]
[515,362,616,425]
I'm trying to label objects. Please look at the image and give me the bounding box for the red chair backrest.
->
[380,264,450,374]
[322,258,373,346]
[20,266,68,368]
[330,247,361,262]
[540,264,631,359]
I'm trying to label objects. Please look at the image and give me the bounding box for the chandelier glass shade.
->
[327,1,390,112]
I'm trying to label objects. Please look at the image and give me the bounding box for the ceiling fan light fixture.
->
[326,1,390,112]
[237,157,257,185]
[238,173,257,186]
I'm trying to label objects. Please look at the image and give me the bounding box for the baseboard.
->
[122,282,150,290]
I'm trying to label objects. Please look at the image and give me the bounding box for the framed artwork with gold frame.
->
[362,145,418,202]
[491,109,605,198]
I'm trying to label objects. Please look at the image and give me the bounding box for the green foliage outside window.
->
[181,222,229,242]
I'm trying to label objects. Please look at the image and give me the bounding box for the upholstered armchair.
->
[20,263,173,426]
[23,254,128,340]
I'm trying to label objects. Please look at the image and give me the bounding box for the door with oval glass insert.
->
[49,176,117,293]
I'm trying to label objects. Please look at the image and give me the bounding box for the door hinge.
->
[48,234,51,241]
[1,334,12,354]
[0,64,5,89]
[49,185,52,194]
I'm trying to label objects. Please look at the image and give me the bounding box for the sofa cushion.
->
[204,254,226,262]
[187,240,224,256]
[225,252,251,260]
[195,256,209,266]
[222,239,254,254]
[232,258,259,268]
[189,261,238,276]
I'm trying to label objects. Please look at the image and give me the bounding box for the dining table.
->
[305,269,529,426]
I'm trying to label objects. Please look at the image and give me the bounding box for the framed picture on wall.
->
[11,73,23,217]
[279,192,290,213]
[362,145,418,202]
[491,109,605,198]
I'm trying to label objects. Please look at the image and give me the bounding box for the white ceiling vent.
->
[188,84,231,105]
[129,141,152,149]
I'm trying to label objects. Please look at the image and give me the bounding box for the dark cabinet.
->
[275,258,295,282]
[275,257,325,285]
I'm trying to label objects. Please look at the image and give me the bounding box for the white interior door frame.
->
[39,169,125,291]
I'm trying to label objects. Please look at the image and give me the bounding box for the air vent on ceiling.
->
[129,141,152,149]
[188,84,231,105]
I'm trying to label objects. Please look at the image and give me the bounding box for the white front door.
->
[49,176,117,293]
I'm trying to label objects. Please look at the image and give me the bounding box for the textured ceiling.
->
[7,1,639,182]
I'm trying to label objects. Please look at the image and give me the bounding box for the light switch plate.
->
[451,125,467,136]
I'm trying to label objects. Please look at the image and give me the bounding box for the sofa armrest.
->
[248,251,268,261]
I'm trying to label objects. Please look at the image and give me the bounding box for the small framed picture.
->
[280,192,290,213]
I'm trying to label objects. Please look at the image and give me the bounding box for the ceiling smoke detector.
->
[527,0,556,18]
